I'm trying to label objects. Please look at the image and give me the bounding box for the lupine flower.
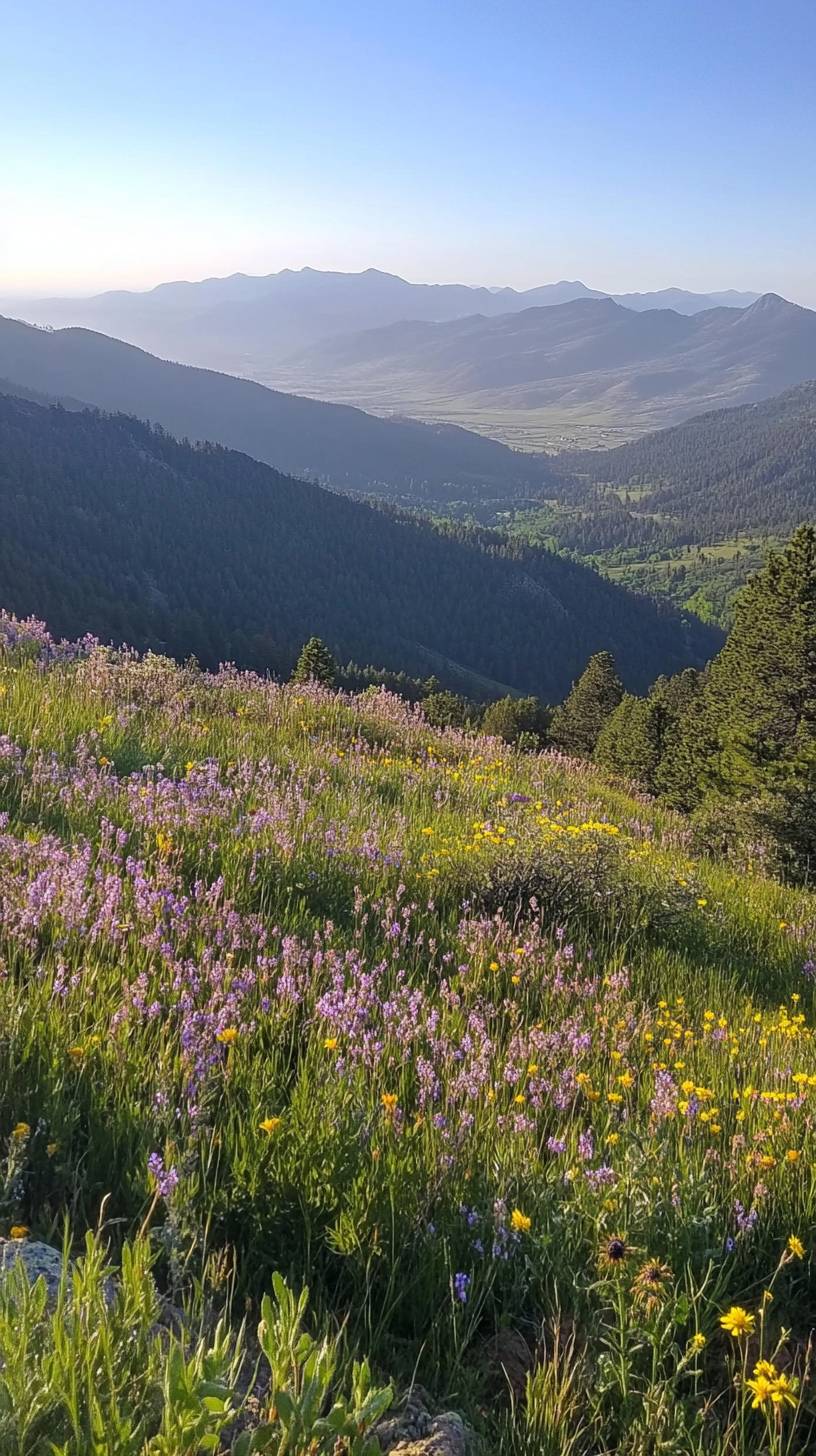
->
[453,1271,470,1303]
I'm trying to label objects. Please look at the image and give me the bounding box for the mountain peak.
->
[745,291,797,314]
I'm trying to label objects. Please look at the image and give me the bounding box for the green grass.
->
[2,633,816,1452]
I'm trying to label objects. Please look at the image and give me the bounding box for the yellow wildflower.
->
[510,1208,531,1233]
[216,1026,238,1045]
[720,1306,755,1338]
[787,1234,806,1260]
[9,1225,29,1240]
[258,1117,281,1135]
[746,1373,775,1408]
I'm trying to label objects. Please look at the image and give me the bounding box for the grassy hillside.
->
[2,615,816,1452]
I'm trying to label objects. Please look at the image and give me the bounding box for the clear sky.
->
[3,0,815,301]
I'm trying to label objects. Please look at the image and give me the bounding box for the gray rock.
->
[388,1412,468,1456]
[0,1238,64,1303]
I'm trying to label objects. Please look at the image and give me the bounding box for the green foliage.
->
[422,689,473,729]
[480,694,550,746]
[292,638,338,689]
[595,668,702,794]
[667,527,816,875]
[550,651,624,758]
[234,1273,391,1454]
[0,1232,388,1456]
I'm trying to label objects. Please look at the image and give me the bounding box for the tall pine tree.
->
[668,526,816,872]
[292,637,339,687]
[549,651,623,759]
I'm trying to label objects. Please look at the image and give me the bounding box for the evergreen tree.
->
[549,652,623,758]
[595,669,702,792]
[667,527,816,872]
[595,693,658,785]
[292,637,338,687]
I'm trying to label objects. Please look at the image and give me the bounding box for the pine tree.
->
[291,636,338,687]
[549,652,623,759]
[595,693,658,784]
[667,527,816,871]
[595,669,702,792]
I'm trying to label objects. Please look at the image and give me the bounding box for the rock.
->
[0,1237,64,1303]
[376,1389,433,1449]
[388,1412,468,1456]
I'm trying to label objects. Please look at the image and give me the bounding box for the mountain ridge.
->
[277,292,816,434]
[0,268,762,384]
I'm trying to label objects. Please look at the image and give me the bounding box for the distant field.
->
[253,367,648,452]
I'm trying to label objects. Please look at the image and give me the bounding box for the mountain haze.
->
[2,267,760,380]
[280,293,816,434]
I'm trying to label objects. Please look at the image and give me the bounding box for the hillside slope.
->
[564,378,816,537]
[0,392,718,698]
[0,315,551,504]
[0,617,813,1454]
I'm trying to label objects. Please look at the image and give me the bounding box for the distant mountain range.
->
[280,292,816,434]
[0,391,717,698]
[1,267,760,379]
[0,314,552,504]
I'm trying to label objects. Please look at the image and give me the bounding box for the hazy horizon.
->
[4,1,816,305]
[0,263,773,306]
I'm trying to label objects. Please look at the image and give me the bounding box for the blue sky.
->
[3,0,815,300]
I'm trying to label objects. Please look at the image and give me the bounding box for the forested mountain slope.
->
[564,379,816,539]
[0,315,552,504]
[0,393,718,697]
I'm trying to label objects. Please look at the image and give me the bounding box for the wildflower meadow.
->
[1,610,815,1454]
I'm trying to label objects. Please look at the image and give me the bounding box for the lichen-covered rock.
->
[0,1238,64,1302]
[388,1412,468,1456]
[376,1390,434,1449]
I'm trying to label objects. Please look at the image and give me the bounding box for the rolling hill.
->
[0,391,718,697]
[0,315,552,505]
[1,267,759,379]
[278,292,816,436]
